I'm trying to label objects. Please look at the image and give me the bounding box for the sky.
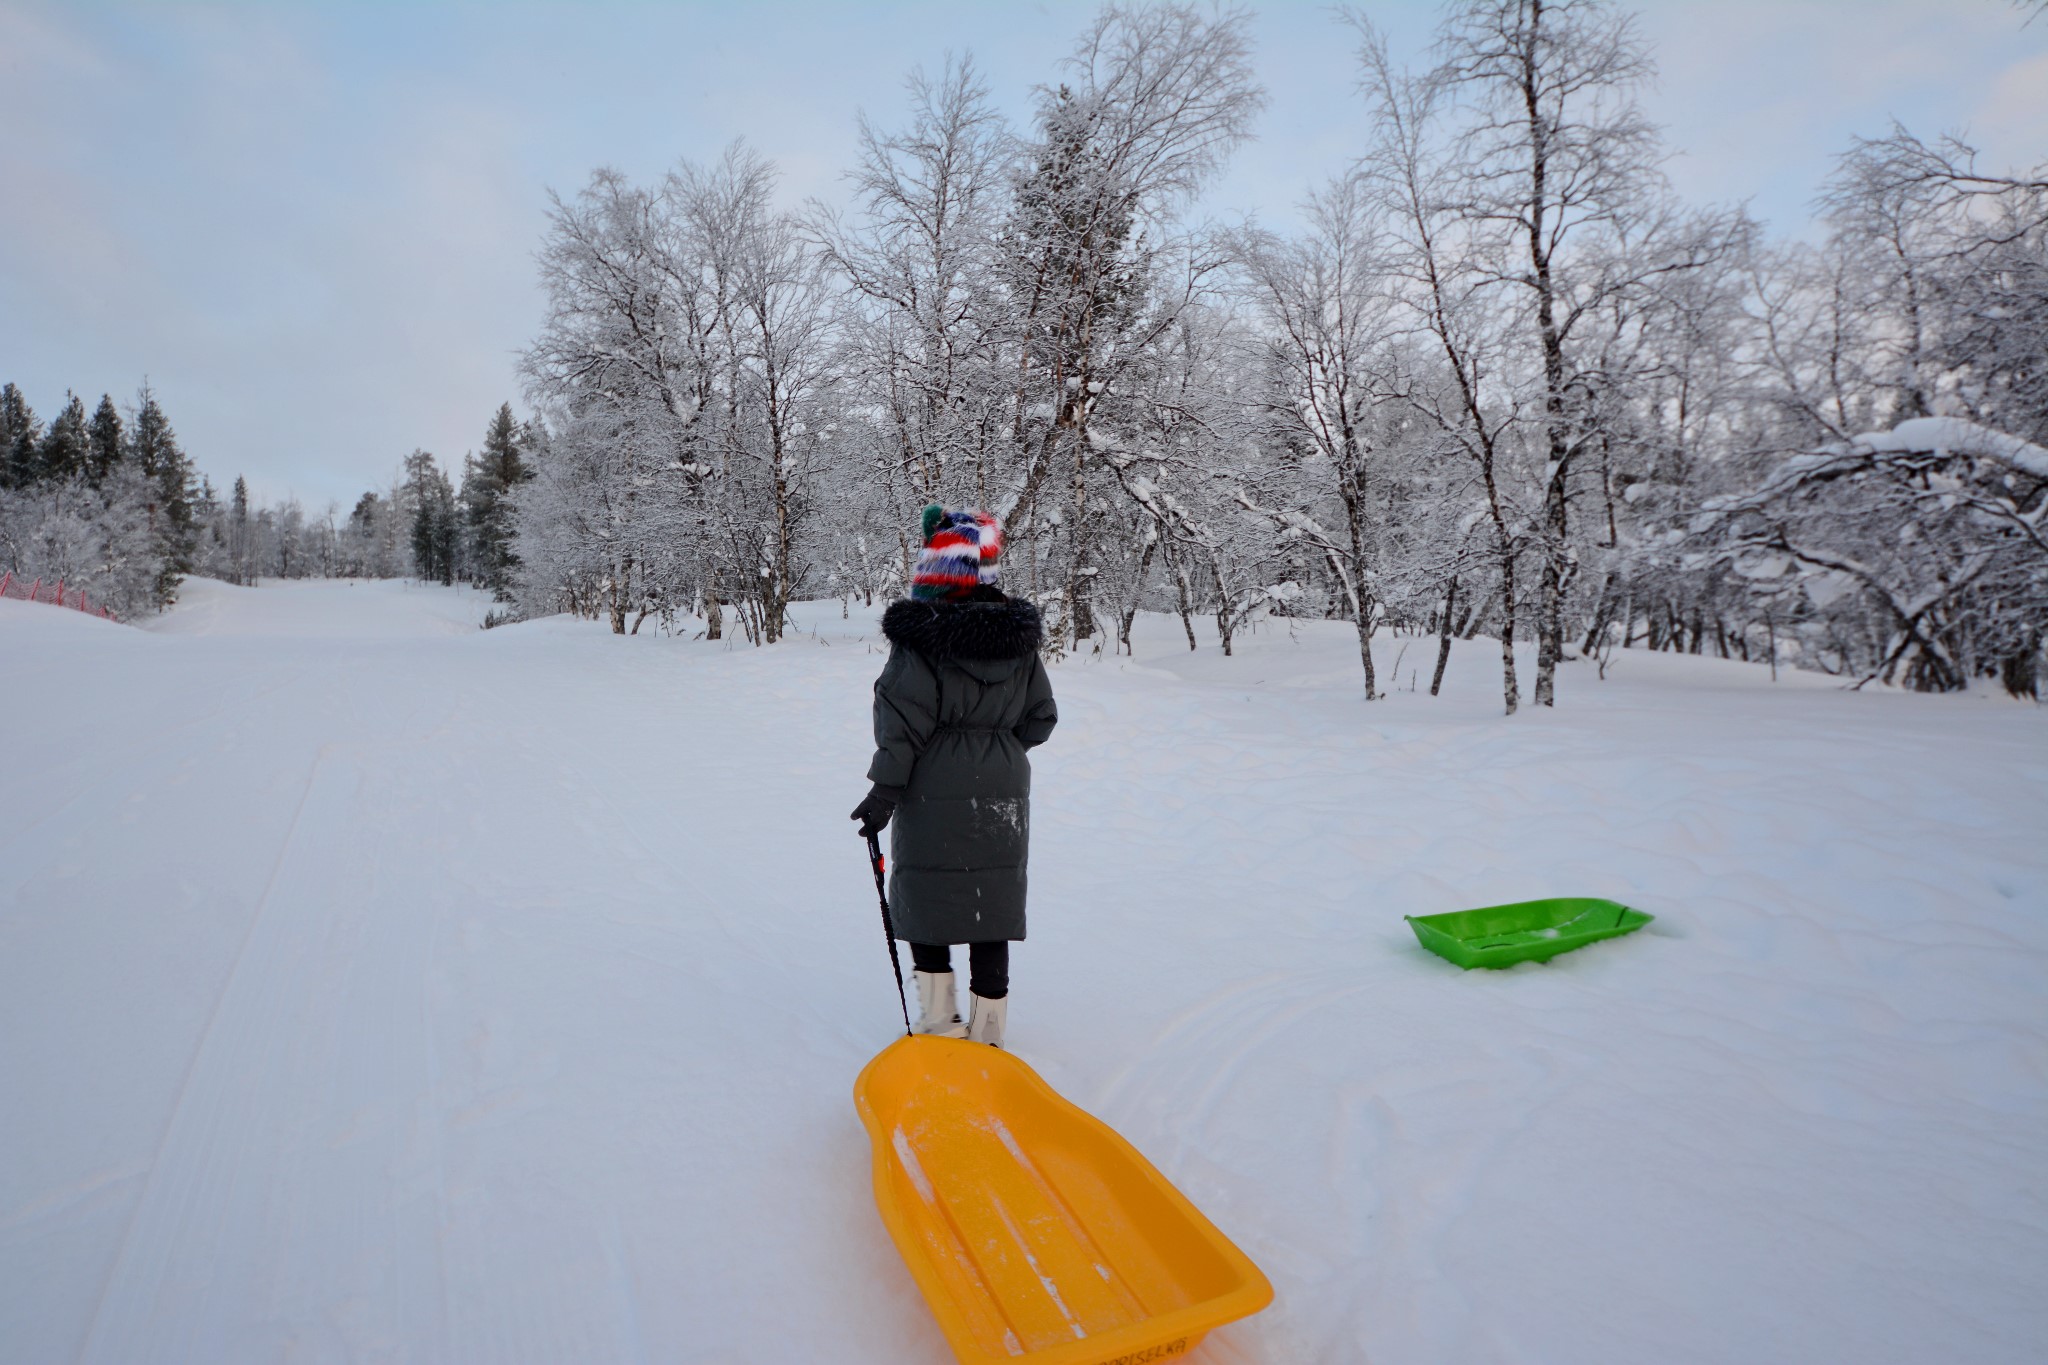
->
[2,1,2044,508]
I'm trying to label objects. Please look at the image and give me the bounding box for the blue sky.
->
[3,1,2043,507]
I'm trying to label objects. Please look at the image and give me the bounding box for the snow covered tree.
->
[521,165,716,632]
[340,492,382,576]
[462,402,531,598]
[87,395,125,487]
[1354,35,1536,713]
[228,476,253,584]
[1700,419,2048,695]
[997,4,1264,648]
[38,392,89,485]
[1422,0,1697,706]
[813,56,1018,584]
[0,462,160,617]
[1348,0,1743,711]
[402,450,459,586]
[1231,176,1410,698]
[490,0,2041,696]
[502,409,629,623]
[1704,127,2048,694]
[0,384,40,490]
[128,383,196,604]
[0,383,167,618]
[519,141,844,639]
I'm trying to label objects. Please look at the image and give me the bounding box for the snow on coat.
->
[867,593,1057,944]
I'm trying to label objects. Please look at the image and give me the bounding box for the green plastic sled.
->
[1406,897,1652,969]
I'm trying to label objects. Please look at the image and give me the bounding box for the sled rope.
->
[866,832,913,1035]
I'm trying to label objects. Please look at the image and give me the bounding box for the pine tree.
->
[38,391,89,483]
[1,384,41,489]
[433,494,459,585]
[402,449,458,585]
[128,383,196,604]
[230,475,252,585]
[87,394,125,487]
[189,476,225,578]
[462,402,531,597]
[344,492,381,576]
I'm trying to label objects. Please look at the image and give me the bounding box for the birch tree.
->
[999,3,1264,648]
[1232,176,1406,698]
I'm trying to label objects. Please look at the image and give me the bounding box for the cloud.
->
[1,0,2041,506]
[0,4,546,505]
[1969,47,2048,171]
[1634,0,2046,229]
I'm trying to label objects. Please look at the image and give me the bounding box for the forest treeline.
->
[6,0,2042,708]
[503,0,2048,705]
[2,382,205,614]
[0,389,532,614]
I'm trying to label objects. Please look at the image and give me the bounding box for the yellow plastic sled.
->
[854,1034,1273,1364]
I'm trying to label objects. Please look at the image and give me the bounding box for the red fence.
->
[0,571,118,621]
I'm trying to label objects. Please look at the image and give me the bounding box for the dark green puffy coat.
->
[867,594,1058,944]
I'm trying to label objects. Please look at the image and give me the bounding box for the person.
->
[851,506,1057,1048]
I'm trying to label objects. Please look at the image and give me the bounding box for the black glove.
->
[850,785,906,838]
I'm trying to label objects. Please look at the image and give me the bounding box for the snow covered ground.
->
[2,577,2043,1364]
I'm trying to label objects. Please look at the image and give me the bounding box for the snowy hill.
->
[2,578,2043,1363]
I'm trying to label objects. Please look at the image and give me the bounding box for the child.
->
[851,506,1057,1048]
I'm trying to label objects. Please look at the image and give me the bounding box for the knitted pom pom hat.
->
[911,504,1001,601]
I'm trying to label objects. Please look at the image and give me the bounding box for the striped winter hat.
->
[910,505,1001,601]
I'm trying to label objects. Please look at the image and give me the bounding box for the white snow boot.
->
[966,993,1007,1049]
[912,970,968,1038]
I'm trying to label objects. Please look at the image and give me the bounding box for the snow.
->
[3,578,2045,1364]
[1855,415,2048,478]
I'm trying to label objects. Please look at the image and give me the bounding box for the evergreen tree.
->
[344,491,382,576]
[128,383,196,604]
[1,384,41,489]
[87,394,125,487]
[230,475,252,584]
[37,391,89,483]
[433,493,459,585]
[402,449,458,585]
[461,402,531,597]
[189,476,226,578]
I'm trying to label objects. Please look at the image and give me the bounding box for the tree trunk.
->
[765,380,793,644]
[1580,575,1613,655]
[1118,535,1158,655]
[1431,576,1458,697]
[1066,479,1096,647]
[1354,598,1379,701]
[609,556,632,634]
[1167,542,1198,651]
[1998,630,2038,699]
[1521,0,1570,711]
[1498,540,1520,716]
[1211,563,1236,657]
[1533,480,1567,706]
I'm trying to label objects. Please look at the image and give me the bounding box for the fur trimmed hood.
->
[881,594,1043,662]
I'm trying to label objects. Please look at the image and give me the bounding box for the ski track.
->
[77,743,329,1362]
[2,579,2045,1363]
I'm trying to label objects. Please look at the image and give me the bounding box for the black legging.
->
[908,941,1009,1000]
